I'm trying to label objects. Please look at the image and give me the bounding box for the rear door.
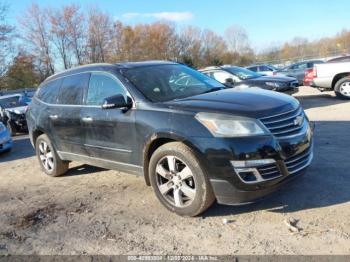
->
[80,72,136,164]
[35,78,62,149]
[51,73,90,155]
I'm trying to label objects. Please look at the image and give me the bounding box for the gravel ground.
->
[0,87,350,255]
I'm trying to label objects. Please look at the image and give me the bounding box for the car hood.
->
[249,75,297,82]
[165,87,300,119]
[5,106,27,115]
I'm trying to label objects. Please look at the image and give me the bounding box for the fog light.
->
[231,159,276,184]
[230,159,275,168]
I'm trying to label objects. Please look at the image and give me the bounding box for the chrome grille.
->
[289,80,299,87]
[285,146,313,174]
[260,107,305,138]
[257,163,281,180]
[256,146,313,181]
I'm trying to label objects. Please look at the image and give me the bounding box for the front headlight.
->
[195,112,268,137]
[265,82,285,88]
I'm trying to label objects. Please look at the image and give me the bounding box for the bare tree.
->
[224,25,250,54]
[87,8,112,63]
[64,4,86,65]
[201,29,227,66]
[178,26,202,66]
[48,7,71,69]
[19,3,55,78]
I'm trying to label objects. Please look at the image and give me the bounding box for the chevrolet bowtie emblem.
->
[294,116,304,126]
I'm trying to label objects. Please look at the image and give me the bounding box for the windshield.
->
[121,64,225,102]
[224,67,261,80]
[0,96,27,108]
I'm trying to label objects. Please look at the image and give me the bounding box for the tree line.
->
[0,2,350,90]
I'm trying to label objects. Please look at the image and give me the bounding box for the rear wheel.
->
[334,77,350,99]
[149,142,215,216]
[35,134,68,177]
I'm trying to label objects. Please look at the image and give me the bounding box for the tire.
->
[149,142,215,217]
[334,77,350,99]
[35,134,69,177]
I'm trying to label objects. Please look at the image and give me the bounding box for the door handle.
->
[82,116,93,122]
[49,114,58,120]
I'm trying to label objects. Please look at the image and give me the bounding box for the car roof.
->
[199,65,242,72]
[0,94,22,99]
[247,64,270,67]
[115,60,177,68]
[292,59,323,65]
[45,60,178,83]
[327,55,350,62]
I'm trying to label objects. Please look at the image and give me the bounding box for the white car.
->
[246,64,278,76]
[311,61,350,99]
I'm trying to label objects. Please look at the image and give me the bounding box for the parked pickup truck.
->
[311,62,350,99]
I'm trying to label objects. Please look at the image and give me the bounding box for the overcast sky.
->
[8,0,350,51]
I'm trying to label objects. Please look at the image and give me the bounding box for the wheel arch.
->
[332,72,350,89]
[31,128,45,148]
[142,132,202,186]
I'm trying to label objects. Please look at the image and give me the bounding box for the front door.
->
[81,72,136,165]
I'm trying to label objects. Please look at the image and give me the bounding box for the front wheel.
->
[334,77,350,99]
[149,142,215,217]
[35,134,69,177]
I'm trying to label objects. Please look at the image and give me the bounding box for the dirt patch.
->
[0,230,27,242]
[14,204,61,229]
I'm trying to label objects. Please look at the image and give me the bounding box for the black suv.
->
[27,61,313,216]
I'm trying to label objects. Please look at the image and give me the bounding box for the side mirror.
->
[102,94,132,110]
[224,78,235,88]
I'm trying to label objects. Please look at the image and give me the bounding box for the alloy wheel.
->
[39,141,54,171]
[340,81,350,97]
[155,156,196,208]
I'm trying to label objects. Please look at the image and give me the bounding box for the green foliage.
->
[1,53,40,90]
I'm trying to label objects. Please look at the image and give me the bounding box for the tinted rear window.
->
[57,73,90,105]
[37,79,62,104]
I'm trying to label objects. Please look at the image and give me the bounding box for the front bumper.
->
[12,118,28,131]
[190,120,313,205]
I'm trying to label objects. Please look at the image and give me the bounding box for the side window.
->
[294,63,307,70]
[260,65,272,71]
[307,61,322,68]
[86,73,127,106]
[36,78,62,104]
[212,71,236,83]
[57,73,90,105]
[248,66,258,72]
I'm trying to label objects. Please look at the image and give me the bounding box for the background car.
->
[327,55,350,63]
[200,65,299,94]
[0,94,30,135]
[246,64,278,76]
[0,122,12,153]
[311,60,350,99]
[274,60,324,85]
